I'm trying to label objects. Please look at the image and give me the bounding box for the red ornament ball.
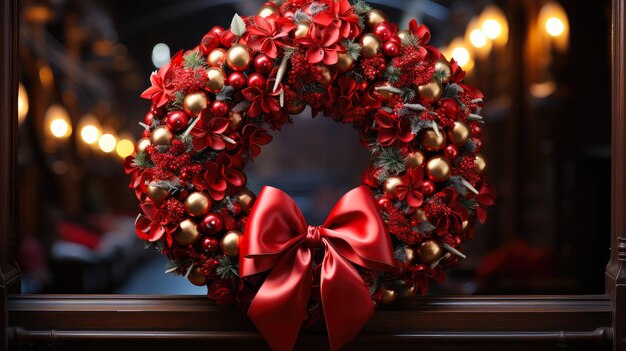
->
[377,197,391,210]
[444,144,459,160]
[383,40,400,57]
[220,29,237,48]
[254,54,274,73]
[471,137,483,152]
[200,33,219,55]
[223,214,238,230]
[470,122,482,137]
[208,26,225,38]
[211,100,230,117]
[420,180,436,196]
[200,213,223,235]
[227,72,246,90]
[247,73,266,89]
[165,110,189,131]
[144,110,156,125]
[373,22,395,42]
[201,237,219,253]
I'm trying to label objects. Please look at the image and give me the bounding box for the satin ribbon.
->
[240,186,397,351]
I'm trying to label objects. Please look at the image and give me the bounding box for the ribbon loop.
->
[240,186,397,351]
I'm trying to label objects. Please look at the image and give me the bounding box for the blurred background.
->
[16,0,611,295]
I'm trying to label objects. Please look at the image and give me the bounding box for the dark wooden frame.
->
[1,0,625,349]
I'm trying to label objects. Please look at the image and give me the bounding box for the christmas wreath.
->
[124,1,496,350]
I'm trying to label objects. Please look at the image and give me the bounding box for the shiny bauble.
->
[421,129,446,151]
[314,64,333,87]
[426,156,452,182]
[397,30,410,42]
[417,239,443,264]
[206,67,226,93]
[401,286,418,298]
[383,176,404,200]
[211,100,230,117]
[201,237,219,253]
[294,21,310,38]
[418,79,443,101]
[419,180,436,196]
[470,122,482,137]
[383,40,400,57]
[165,110,189,131]
[471,137,483,152]
[462,220,471,233]
[187,267,207,286]
[183,92,208,117]
[253,54,274,73]
[226,44,251,71]
[227,72,246,90]
[257,4,279,18]
[474,153,488,174]
[136,138,151,154]
[150,125,173,146]
[200,33,219,55]
[360,33,381,58]
[208,26,225,38]
[147,184,169,205]
[373,22,395,42]
[234,189,256,212]
[228,112,244,130]
[413,208,428,222]
[405,247,416,263]
[286,100,306,115]
[176,219,201,246]
[380,288,397,304]
[220,29,237,48]
[184,192,211,217]
[335,52,354,73]
[221,230,242,257]
[443,144,460,160]
[405,151,425,168]
[201,212,223,235]
[144,110,156,125]
[207,48,227,67]
[435,59,452,83]
[366,9,388,29]
[377,197,391,210]
[247,72,266,89]
[448,121,471,146]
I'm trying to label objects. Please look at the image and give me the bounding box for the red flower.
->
[374,110,414,147]
[476,182,497,223]
[408,19,431,46]
[242,124,273,157]
[336,76,360,113]
[242,79,282,118]
[208,278,255,308]
[247,15,297,58]
[296,24,341,65]
[190,110,229,151]
[135,200,177,244]
[123,156,153,200]
[140,51,183,107]
[313,0,359,38]
[397,167,425,207]
[431,188,468,236]
[192,155,245,201]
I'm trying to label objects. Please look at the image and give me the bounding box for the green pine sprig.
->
[371,145,406,178]
[183,50,208,70]
[341,39,362,60]
[132,152,154,168]
[216,255,239,280]
[384,65,401,84]
[353,0,372,15]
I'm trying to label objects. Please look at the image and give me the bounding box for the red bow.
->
[240,186,397,351]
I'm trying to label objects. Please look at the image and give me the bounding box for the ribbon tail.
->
[320,243,375,351]
[247,246,312,351]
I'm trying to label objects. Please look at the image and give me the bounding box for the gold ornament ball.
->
[383,176,404,200]
[257,4,279,18]
[228,112,244,130]
[366,9,388,29]
[405,151,425,168]
[421,129,447,151]
[401,286,418,298]
[221,230,242,257]
[413,208,427,222]
[286,100,306,115]
[151,125,173,146]
[235,189,256,212]
[380,288,397,304]
[183,91,208,116]
[188,267,207,286]
[184,192,211,217]
[314,64,333,87]
[207,48,227,67]
[226,44,251,71]
[405,247,415,263]
[417,239,443,264]
[418,79,443,101]
[176,219,201,246]
[462,220,471,233]
[294,22,310,38]
[335,52,354,73]
[147,184,169,205]
[136,138,151,154]
[397,30,410,42]
[360,33,381,58]
[426,156,452,182]
[448,121,471,146]
[474,153,488,174]
[206,66,226,93]
[434,59,452,83]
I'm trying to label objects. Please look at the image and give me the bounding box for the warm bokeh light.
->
[81,125,101,144]
[478,5,509,45]
[98,134,117,153]
[539,2,569,50]
[545,17,565,37]
[451,47,470,67]
[481,20,501,40]
[469,29,488,48]
[45,104,72,138]
[446,37,474,71]
[18,82,29,125]
[115,139,135,158]
[530,81,557,98]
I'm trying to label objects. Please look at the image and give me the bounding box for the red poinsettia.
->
[397,167,425,208]
[241,124,273,157]
[296,24,341,65]
[241,79,282,118]
[192,154,245,201]
[429,188,468,236]
[135,200,178,244]
[190,110,229,151]
[313,0,359,38]
[140,50,183,107]
[123,156,153,200]
[374,110,414,147]
[247,15,297,58]
[408,19,431,46]
[475,181,497,223]
[336,76,361,113]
